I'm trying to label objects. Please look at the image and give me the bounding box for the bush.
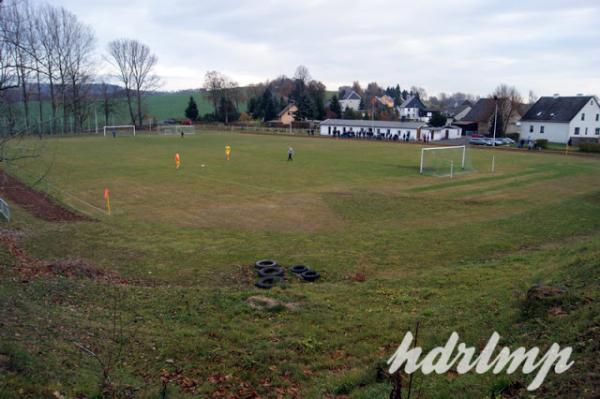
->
[579,142,600,153]
[535,139,548,149]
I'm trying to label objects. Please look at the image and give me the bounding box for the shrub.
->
[535,139,548,149]
[579,142,600,153]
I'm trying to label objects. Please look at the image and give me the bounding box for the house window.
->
[596,114,599,121]
[529,125,534,133]
[596,128,600,135]
[540,126,545,134]
[574,127,580,135]
[585,127,588,135]
[581,113,585,121]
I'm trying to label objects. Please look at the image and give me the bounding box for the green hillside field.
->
[1,131,598,398]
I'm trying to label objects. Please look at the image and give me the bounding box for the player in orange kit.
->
[175,152,181,170]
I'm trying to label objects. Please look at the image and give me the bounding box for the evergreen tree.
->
[261,89,278,121]
[343,106,357,120]
[216,97,239,123]
[430,113,447,127]
[294,93,315,121]
[329,95,342,118]
[185,96,199,120]
[313,95,325,120]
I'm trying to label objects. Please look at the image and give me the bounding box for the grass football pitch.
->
[1,131,599,398]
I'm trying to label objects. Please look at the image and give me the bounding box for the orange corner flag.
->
[104,188,111,215]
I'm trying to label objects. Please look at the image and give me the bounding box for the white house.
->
[339,90,362,111]
[398,95,427,120]
[420,126,462,141]
[319,119,437,140]
[519,95,600,144]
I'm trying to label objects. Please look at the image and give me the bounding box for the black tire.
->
[290,265,309,274]
[258,266,285,278]
[255,276,281,289]
[255,259,278,269]
[301,270,320,282]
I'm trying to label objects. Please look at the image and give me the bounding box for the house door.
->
[417,129,421,140]
[445,130,449,140]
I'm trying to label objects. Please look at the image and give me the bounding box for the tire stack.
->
[254,260,284,289]
[254,260,321,289]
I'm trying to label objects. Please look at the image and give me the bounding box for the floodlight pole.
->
[492,95,498,173]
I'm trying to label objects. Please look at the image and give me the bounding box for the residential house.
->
[339,90,362,111]
[444,100,473,121]
[456,98,525,135]
[274,103,298,125]
[397,95,439,122]
[377,95,395,108]
[519,95,600,144]
[398,95,427,120]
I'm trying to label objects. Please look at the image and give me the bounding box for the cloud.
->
[38,0,600,97]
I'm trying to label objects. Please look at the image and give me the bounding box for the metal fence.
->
[0,198,10,222]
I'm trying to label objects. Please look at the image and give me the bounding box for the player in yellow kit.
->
[225,145,231,161]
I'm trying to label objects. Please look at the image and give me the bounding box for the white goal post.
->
[103,125,136,136]
[420,145,466,175]
[157,125,196,135]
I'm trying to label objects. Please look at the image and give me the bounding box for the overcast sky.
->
[36,0,600,98]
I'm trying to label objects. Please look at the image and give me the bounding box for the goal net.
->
[104,125,136,137]
[158,125,196,135]
[420,145,472,177]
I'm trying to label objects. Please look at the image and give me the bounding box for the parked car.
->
[469,137,488,145]
[486,138,505,146]
[500,137,516,145]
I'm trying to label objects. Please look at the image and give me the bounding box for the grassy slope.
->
[0,133,599,398]
[20,89,338,128]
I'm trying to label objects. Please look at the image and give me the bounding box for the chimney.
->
[553,93,560,98]
[576,93,583,96]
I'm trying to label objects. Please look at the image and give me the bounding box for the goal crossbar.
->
[157,125,196,135]
[103,125,136,136]
[420,145,466,174]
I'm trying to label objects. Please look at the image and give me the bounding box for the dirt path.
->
[0,173,89,222]
[0,231,131,284]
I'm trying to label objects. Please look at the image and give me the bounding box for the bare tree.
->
[107,39,159,127]
[492,84,523,135]
[203,70,238,124]
[293,65,311,85]
[351,81,364,98]
[528,90,538,105]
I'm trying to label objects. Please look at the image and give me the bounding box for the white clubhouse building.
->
[319,119,462,141]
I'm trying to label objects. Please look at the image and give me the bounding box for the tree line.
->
[0,0,159,135]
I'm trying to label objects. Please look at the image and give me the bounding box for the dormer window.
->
[581,113,585,121]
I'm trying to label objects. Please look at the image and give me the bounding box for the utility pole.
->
[492,95,498,173]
